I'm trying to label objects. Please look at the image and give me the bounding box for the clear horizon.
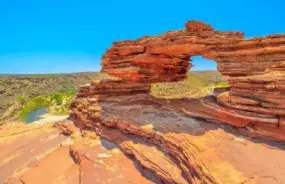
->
[1,0,285,74]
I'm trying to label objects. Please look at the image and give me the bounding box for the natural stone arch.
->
[76,20,285,141]
[102,21,285,80]
[101,21,245,83]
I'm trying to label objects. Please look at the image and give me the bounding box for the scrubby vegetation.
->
[0,72,107,121]
[19,89,76,121]
[151,71,228,99]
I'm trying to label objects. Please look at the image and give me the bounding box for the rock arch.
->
[101,21,244,81]
[76,21,285,140]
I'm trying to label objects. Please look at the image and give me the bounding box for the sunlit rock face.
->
[66,20,285,183]
[102,21,285,82]
[101,21,245,83]
[2,21,285,184]
[75,20,285,140]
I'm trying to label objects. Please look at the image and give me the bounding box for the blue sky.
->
[0,0,285,74]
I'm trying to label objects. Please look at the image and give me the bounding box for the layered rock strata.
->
[81,20,285,139]
[2,20,285,184]
[71,95,216,183]
[0,121,158,184]
[2,104,285,183]
[77,80,151,97]
[3,110,285,183]
[68,20,285,183]
[70,93,285,184]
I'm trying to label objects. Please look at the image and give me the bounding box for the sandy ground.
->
[33,114,69,124]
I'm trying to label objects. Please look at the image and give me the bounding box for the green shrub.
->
[19,89,77,120]
[151,72,228,99]
[16,96,26,104]
[215,81,229,88]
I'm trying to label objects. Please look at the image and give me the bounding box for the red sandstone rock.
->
[69,93,285,183]
[67,20,285,183]
[185,20,214,32]
[20,146,75,184]
[230,95,260,106]
[2,109,285,183]
[3,20,285,184]
[279,116,285,130]
[94,20,285,139]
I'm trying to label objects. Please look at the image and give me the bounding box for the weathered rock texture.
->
[2,21,285,184]
[0,121,158,184]
[3,115,285,184]
[76,20,285,140]
[69,93,285,184]
[68,20,285,183]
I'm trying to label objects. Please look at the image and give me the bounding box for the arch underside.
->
[77,21,285,140]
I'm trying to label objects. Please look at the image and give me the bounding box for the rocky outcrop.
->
[2,99,285,183]
[2,20,285,184]
[67,20,285,183]
[78,20,285,140]
[77,79,151,97]
[69,93,285,184]
[0,121,159,184]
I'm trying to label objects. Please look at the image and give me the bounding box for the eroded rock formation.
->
[68,20,285,183]
[76,20,285,140]
[68,93,285,184]
[2,21,285,184]
[2,117,285,183]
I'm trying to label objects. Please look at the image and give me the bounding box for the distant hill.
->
[0,72,107,121]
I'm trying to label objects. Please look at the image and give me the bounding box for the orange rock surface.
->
[78,20,285,140]
[1,98,285,183]
[67,20,285,183]
[0,121,156,184]
[69,93,285,183]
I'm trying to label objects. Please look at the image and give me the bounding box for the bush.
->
[19,89,77,120]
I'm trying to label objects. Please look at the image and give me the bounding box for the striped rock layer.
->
[75,20,285,140]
